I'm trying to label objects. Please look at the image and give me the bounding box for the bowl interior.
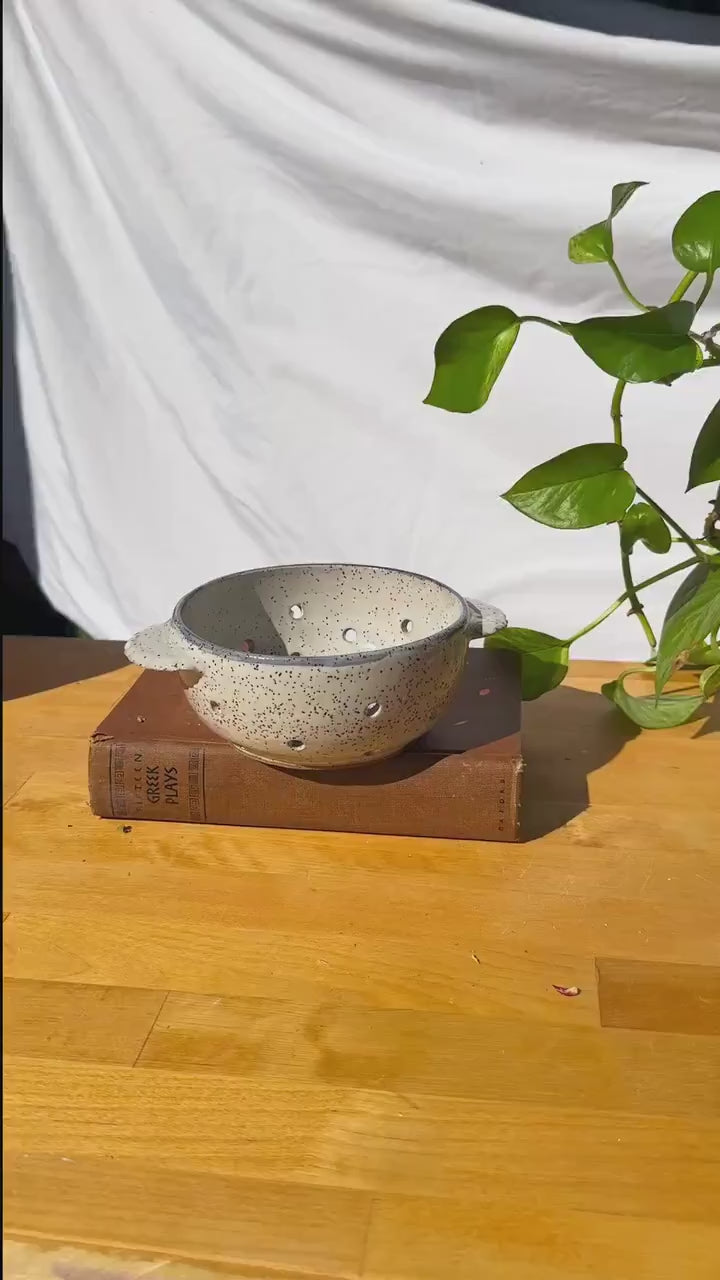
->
[177,564,465,659]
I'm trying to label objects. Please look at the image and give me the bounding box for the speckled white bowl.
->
[125,564,507,769]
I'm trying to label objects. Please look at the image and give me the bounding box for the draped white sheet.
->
[3,0,719,652]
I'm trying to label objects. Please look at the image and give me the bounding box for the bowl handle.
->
[465,599,507,640]
[125,620,201,673]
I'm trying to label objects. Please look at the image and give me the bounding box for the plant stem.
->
[636,556,699,592]
[694,271,715,312]
[567,556,697,645]
[668,270,699,303]
[635,485,708,559]
[702,322,720,360]
[610,343,706,557]
[520,315,567,334]
[608,377,656,646]
[621,549,657,651]
[608,258,649,311]
[706,484,720,549]
[608,374,707,648]
[611,379,626,447]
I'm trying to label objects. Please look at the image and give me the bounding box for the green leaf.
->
[687,398,720,491]
[685,640,719,668]
[700,664,720,697]
[620,502,671,555]
[569,221,612,265]
[608,182,648,220]
[672,191,720,273]
[502,443,636,529]
[484,628,569,700]
[424,306,520,413]
[567,302,699,383]
[602,669,704,728]
[568,181,647,265]
[664,563,710,622]
[655,370,693,387]
[655,567,720,695]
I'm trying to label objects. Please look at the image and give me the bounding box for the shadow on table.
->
[520,683,641,840]
[281,679,641,842]
[2,637,128,701]
[690,696,719,739]
[521,681,716,838]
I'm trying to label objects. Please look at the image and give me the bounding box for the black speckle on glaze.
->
[125,564,506,768]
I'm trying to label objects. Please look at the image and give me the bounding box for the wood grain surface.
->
[3,637,719,1279]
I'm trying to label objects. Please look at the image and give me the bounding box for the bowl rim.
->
[173,562,470,667]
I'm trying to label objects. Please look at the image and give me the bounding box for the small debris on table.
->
[552,984,582,998]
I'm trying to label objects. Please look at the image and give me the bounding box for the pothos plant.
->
[424,183,720,728]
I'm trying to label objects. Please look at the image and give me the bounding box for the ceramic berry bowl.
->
[125,563,507,769]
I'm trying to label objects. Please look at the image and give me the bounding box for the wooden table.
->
[3,637,719,1279]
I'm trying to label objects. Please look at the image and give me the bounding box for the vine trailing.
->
[424,183,720,728]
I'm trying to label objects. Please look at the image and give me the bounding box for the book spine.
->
[89,739,522,841]
[89,738,206,824]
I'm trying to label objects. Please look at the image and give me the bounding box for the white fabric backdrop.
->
[3,0,719,653]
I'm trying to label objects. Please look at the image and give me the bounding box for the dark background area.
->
[477,0,720,39]
[3,540,75,637]
[3,224,75,637]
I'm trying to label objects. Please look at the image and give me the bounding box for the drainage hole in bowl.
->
[364,701,382,718]
[289,604,304,620]
[401,619,413,634]
[240,638,255,652]
[342,627,357,643]
[287,739,305,751]
[289,651,301,658]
